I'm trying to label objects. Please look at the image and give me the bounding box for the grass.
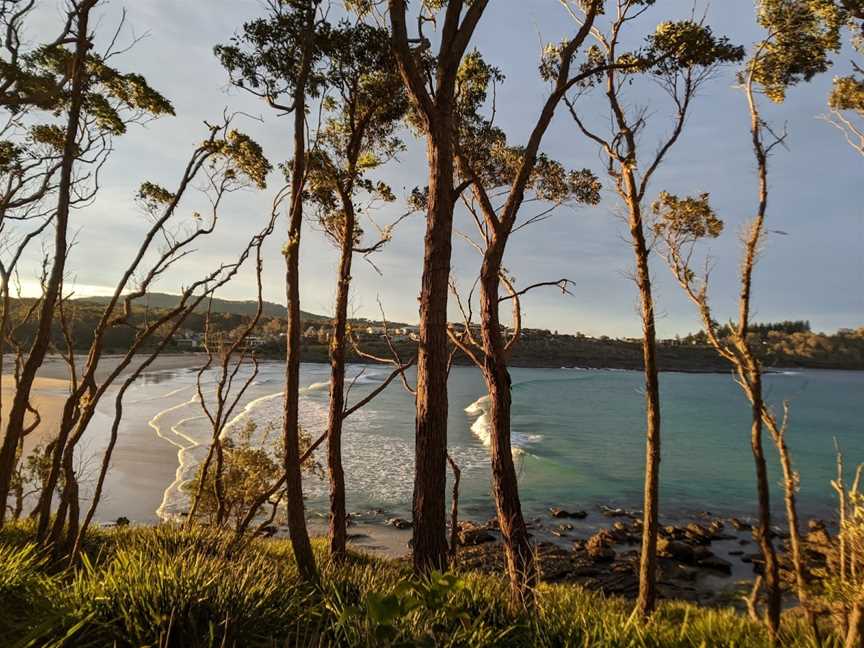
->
[0,522,820,647]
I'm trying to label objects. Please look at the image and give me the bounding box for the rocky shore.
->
[337,505,839,609]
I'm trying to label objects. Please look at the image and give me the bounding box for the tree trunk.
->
[412,129,454,573]
[447,453,461,560]
[479,250,536,607]
[749,376,782,638]
[282,61,317,582]
[326,203,354,561]
[0,3,93,525]
[627,192,662,619]
[771,409,813,634]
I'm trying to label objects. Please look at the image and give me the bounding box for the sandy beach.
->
[1,354,209,518]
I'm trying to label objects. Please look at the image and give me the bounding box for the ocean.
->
[92,362,864,526]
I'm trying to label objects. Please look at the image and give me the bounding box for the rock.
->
[549,507,588,519]
[600,505,628,517]
[730,517,751,531]
[658,538,696,564]
[459,526,495,546]
[387,517,412,529]
[572,539,586,552]
[586,529,618,562]
[684,523,713,544]
[662,525,685,540]
[738,538,751,546]
[571,565,601,577]
[587,545,616,563]
[587,529,616,550]
[729,549,745,556]
[698,556,732,575]
[260,525,278,537]
[806,519,832,547]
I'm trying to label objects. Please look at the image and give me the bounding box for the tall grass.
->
[0,523,816,647]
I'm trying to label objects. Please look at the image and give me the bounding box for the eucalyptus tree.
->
[302,20,408,560]
[37,121,274,556]
[653,1,849,637]
[826,2,864,154]
[560,0,743,617]
[215,0,330,582]
[440,2,611,604]
[0,0,177,525]
[384,0,489,572]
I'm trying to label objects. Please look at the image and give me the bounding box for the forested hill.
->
[74,293,327,321]
[5,298,863,371]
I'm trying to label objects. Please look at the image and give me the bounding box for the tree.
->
[303,20,409,560]
[561,0,743,617]
[386,0,489,575]
[186,186,282,531]
[443,4,608,603]
[824,2,864,154]
[215,0,330,582]
[39,120,274,557]
[0,0,176,526]
[653,2,848,636]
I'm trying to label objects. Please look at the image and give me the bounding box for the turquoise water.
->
[296,364,864,523]
[107,364,863,525]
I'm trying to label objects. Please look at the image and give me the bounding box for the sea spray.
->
[463,393,543,454]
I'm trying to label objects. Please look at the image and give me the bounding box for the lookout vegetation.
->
[0,1,862,646]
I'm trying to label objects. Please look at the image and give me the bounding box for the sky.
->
[19,0,864,338]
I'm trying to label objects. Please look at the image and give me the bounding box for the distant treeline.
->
[7,298,858,372]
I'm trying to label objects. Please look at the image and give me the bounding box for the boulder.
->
[684,523,713,545]
[600,506,628,517]
[587,545,616,563]
[658,538,697,564]
[388,517,412,529]
[587,529,616,550]
[459,526,495,546]
[549,507,588,519]
[730,517,752,531]
[698,556,733,575]
[806,519,832,548]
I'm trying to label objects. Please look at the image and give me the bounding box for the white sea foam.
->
[464,394,542,454]
[148,365,495,518]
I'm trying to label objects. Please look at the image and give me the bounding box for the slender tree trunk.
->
[749,377,782,638]
[282,44,317,581]
[412,127,454,573]
[479,249,536,607]
[35,390,85,541]
[326,203,354,561]
[624,188,662,618]
[0,3,94,525]
[214,438,227,526]
[447,453,460,560]
[771,412,813,633]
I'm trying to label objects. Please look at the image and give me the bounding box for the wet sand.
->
[1,353,208,523]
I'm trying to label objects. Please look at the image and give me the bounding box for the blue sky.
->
[23,1,864,337]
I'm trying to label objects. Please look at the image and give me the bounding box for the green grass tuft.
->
[0,522,819,647]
